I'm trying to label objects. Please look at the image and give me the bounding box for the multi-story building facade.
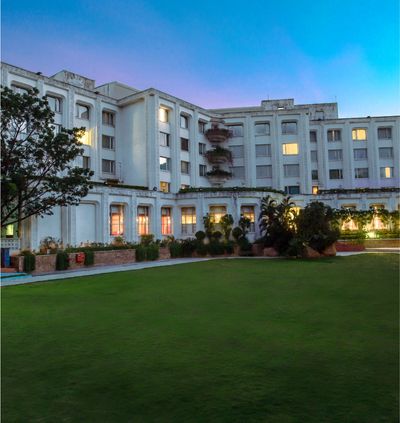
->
[2,62,399,250]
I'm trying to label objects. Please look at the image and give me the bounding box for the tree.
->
[1,86,93,235]
[220,214,234,241]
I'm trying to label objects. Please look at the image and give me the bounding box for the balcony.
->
[206,168,232,186]
[205,127,231,143]
[205,146,232,164]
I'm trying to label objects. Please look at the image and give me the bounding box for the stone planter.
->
[205,128,231,143]
[302,246,322,259]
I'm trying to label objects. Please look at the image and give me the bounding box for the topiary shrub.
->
[232,227,243,242]
[208,240,225,256]
[223,241,234,255]
[195,231,206,242]
[238,237,253,256]
[146,244,159,261]
[21,250,36,273]
[195,243,208,257]
[169,242,182,258]
[212,231,223,241]
[84,250,94,266]
[181,239,197,257]
[135,245,147,262]
[56,251,69,271]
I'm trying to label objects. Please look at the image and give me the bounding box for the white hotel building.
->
[2,62,399,250]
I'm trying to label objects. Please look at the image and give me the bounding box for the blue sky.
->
[2,0,399,116]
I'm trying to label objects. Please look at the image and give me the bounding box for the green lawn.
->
[2,255,399,423]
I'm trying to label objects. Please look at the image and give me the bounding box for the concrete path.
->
[1,250,398,287]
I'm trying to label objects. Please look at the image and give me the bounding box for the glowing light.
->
[159,107,169,123]
[312,186,319,195]
[282,143,299,155]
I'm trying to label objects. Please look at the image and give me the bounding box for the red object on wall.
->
[76,252,85,263]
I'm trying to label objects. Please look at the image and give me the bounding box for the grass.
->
[2,255,399,422]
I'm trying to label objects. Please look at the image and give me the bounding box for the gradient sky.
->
[2,0,399,117]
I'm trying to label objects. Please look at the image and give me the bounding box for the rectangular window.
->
[76,103,90,120]
[180,115,189,128]
[282,143,299,155]
[232,166,245,179]
[379,147,393,159]
[181,161,190,174]
[328,149,343,161]
[82,156,90,170]
[11,84,30,95]
[284,164,300,178]
[199,143,206,155]
[281,121,297,135]
[310,151,318,162]
[378,127,392,139]
[137,206,150,235]
[209,206,227,224]
[255,144,271,157]
[284,186,300,195]
[355,168,369,179]
[353,148,368,161]
[160,157,171,171]
[181,137,189,151]
[230,145,244,158]
[110,204,124,236]
[47,95,62,113]
[311,169,318,180]
[102,135,115,150]
[255,122,270,135]
[160,181,170,193]
[327,129,341,142]
[161,208,172,235]
[159,108,169,123]
[181,207,196,234]
[52,124,62,135]
[199,164,207,177]
[329,169,343,179]
[198,121,206,133]
[380,167,393,178]
[312,186,319,195]
[102,159,115,174]
[352,128,367,141]
[241,206,255,232]
[310,131,317,142]
[228,125,244,137]
[256,165,272,179]
[102,110,115,126]
[160,132,170,147]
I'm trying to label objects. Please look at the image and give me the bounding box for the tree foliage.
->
[1,86,93,231]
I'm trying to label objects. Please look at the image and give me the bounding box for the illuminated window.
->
[160,132,170,147]
[160,157,171,171]
[180,115,189,129]
[352,128,367,141]
[137,206,150,235]
[102,159,115,174]
[228,125,244,137]
[327,129,341,142]
[82,156,90,170]
[5,224,14,238]
[102,135,115,150]
[199,143,206,155]
[312,186,319,195]
[79,128,90,145]
[230,145,244,158]
[284,164,300,177]
[76,103,90,120]
[256,165,272,179]
[110,204,124,236]
[47,95,62,113]
[181,207,196,234]
[380,167,393,178]
[311,151,318,162]
[255,144,271,157]
[199,164,207,177]
[181,138,189,151]
[379,147,393,159]
[309,131,317,142]
[232,166,245,179]
[198,121,206,133]
[282,143,299,155]
[161,207,172,235]
[160,181,170,193]
[329,169,343,179]
[355,168,369,179]
[181,161,190,174]
[241,206,255,232]
[102,110,115,126]
[341,205,358,231]
[159,108,169,123]
[353,148,367,161]
[281,121,297,135]
[378,127,392,139]
[328,149,342,161]
[209,206,227,224]
[311,170,318,180]
[11,84,30,95]
[255,122,270,135]
[284,186,300,195]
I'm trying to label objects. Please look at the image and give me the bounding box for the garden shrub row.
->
[135,244,159,262]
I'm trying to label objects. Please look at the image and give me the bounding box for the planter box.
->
[93,249,136,266]
[335,241,365,252]
[364,239,400,248]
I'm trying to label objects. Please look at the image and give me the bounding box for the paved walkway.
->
[1,250,398,287]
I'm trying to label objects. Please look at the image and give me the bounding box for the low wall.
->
[92,249,136,266]
[159,247,171,260]
[364,239,400,248]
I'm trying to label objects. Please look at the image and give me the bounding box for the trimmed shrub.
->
[56,251,69,271]
[146,244,159,261]
[84,250,94,266]
[195,242,208,257]
[232,227,243,241]
[21,251,36,273]
[135,245,147,262]
[223,241,234,255]
[181,239,197,257]
[238,237,253,256]
[212,231,223,241]
[169,242,182,258]
[140,234,155,246]
[195,231,206,242]
[208,240,225,256]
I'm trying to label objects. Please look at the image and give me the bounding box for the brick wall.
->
[93,249,136,266]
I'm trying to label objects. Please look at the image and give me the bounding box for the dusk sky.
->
[2,0,399,117]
